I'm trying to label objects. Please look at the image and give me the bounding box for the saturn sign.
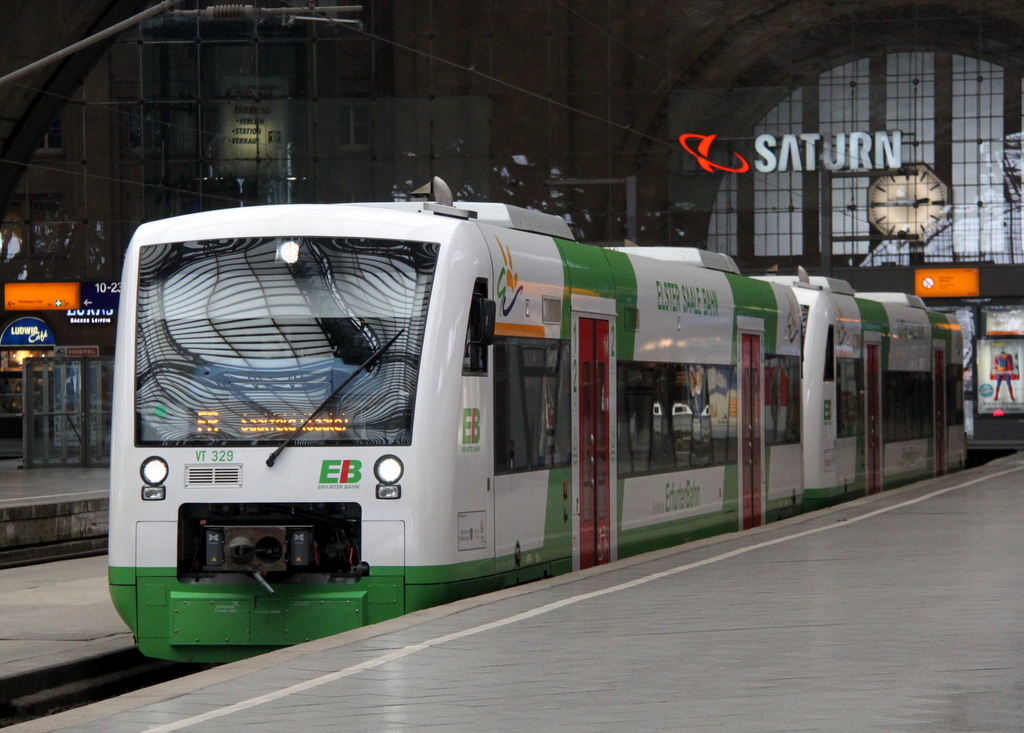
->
[678,129,903,174]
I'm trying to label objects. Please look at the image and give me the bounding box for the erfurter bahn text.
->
[109,194,965,662]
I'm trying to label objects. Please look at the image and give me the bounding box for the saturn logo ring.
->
[678,133,750,174]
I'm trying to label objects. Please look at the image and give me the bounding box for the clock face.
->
[867,165,949,239]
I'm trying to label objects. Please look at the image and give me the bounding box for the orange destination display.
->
[914,268,980,298]
[3,282,82,310]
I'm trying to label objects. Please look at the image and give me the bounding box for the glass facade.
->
[4,3,1024,450]
[708,52,1023,268]
[754,90,803,258]
[4,7,1024,282]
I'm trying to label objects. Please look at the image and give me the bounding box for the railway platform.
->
[0,459,109,568]
[0,555,134,683]
[7,452,1024,732]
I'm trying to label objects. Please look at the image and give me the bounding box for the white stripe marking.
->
[144,466,1021,733]
[0,491,106,505]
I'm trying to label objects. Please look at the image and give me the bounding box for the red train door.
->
[934,349,946,477]
[578,318,611,569]
[866,343,882,494]
[740,333,762,530]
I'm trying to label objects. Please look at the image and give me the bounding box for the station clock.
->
[867,164,949,240]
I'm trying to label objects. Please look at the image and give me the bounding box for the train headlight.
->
[141,485,166,501]
[376,484,401,500]
[374,455,403,484]
[374,455,403,500]
[140,456,169,486]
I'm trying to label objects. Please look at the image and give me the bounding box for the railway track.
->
[0,542,209,728]
[0,648,210,729]
[0,537,107,571]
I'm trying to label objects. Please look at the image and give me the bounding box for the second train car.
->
[758,274,965,511]
[108,188,963,662]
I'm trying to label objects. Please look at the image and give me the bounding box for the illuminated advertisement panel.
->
[4,282,81,310]
[979,308,1024,415]
[978,339,1024,415]
[914,268,980,298]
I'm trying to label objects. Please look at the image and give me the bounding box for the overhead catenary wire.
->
[0,1,947,241]
[0,0,188,88]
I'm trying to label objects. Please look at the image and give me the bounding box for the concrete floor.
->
[0,555,133,682]
[0,459,108,509]
[7,453,1024,733]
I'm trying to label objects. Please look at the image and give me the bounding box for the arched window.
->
[708,53,1020,266]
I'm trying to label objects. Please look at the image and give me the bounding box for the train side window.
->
[493,337,571,475]
[521,341,569,468]
[836,358,862,439]
[823,326,835,381]
[650,364,676,472]
[764,355,802,445]
[706,365,738,463]
[507,341,531,471]
[670,364,692,470]
[617,360,736,478]
[882,371,933,443]
[553,341,572,466]
[945,363,964,427]
[800,305,809,355]
[618,363,654,474]
[919,372,934,438]
[463,279,495,375]
[493,341,510,475]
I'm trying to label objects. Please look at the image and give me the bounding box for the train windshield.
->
[134,236,439,447]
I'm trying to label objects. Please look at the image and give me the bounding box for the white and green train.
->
[757,275,966,511]
[108,186,964,662]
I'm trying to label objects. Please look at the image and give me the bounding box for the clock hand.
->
[870,199,946,207]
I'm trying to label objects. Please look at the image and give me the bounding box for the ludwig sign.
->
[0,317,55,346]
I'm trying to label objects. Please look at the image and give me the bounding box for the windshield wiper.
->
[266,328,405,467]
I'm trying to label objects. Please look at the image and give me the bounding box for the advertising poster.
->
[217,76,289,178]
[978,340,1024,414]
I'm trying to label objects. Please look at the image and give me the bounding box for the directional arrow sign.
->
[3,282,80,310]
[80,282,121,310]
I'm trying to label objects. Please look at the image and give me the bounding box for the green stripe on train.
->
[555,238,638,360]
[726,274,781,356]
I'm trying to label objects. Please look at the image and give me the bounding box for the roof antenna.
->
[432,176,454,207]
[797,265,810,283]
[410,177,454,206]
[410,181,432,201]
[414,176,476,220]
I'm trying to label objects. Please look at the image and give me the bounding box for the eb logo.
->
[319,459,362,484]
[463,408,481,445]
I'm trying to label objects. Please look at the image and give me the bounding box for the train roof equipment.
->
[605,246,741,274]
[352,201,576,240]
[757,274,856,295]
[855,292,928,309]
[352,177,576,240]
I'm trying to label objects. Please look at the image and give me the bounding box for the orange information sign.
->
[914,268,980,298]
[4,282,81,310]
